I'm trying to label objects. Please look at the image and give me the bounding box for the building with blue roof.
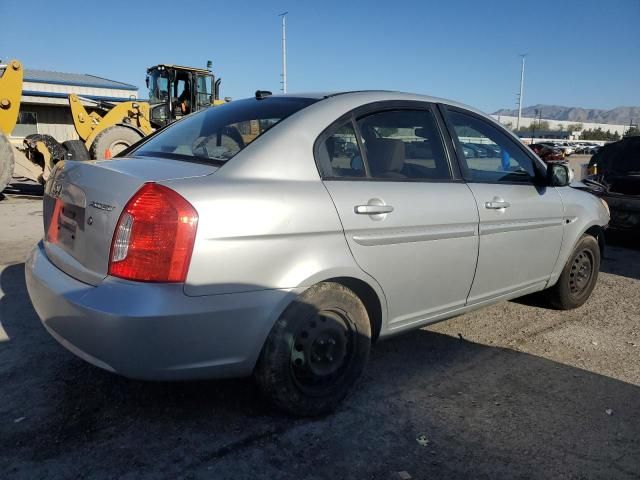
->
[12,68,139,142]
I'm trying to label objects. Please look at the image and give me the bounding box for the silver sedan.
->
[26,91,610,416]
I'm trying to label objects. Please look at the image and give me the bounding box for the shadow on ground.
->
[1,180,44,199]
[601,230,640,281]
[1,263,639,479]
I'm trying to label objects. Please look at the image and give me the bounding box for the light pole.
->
[517,54,527,131]
[279,12,288,93]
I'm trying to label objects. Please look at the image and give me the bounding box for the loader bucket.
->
[0,132,44,193]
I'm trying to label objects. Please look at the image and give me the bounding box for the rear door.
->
[318,102,479,329]
[441,106,564,304]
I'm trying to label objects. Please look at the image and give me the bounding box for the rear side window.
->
[320,122,365,178]
[132,97,317,164]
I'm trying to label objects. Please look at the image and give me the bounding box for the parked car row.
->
[529,143,566,162]
[459,142,501,158]
[573,143,602,154]
[532,142,602,156]
[527,141,602,162]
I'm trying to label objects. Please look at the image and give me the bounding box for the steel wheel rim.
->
[568,248,593,297]
[290,309,355,397]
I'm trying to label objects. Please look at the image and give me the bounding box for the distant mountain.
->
[492,104,640,125]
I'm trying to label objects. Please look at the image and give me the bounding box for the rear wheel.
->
[545,234,600,309]
[254,282,371,416]
[62,140,90,161]
[90,126,143,159]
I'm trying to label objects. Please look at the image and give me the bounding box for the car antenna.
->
[255,90,272,100]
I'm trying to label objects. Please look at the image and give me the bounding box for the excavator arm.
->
[0,59,43,191]
[0,59,23,135]
[68,94,154,149]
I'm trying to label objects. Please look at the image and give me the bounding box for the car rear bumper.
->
[25,242,298,380]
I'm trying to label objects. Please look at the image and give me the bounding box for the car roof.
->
[268,90,487,116]
[218,90,548,181]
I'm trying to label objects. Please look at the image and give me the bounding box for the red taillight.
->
[108,183,198,282]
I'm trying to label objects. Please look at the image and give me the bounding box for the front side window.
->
[447,110,537,183]
[195,75,212,109]
[132,96,317,164]
[148,70,169,104]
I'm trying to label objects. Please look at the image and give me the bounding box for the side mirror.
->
[145,76,149,88]
[547,162,573,187]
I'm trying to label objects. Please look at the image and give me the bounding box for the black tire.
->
[90,126,143,159]
[0,133,15,192]
[62,140,90,161]
[23,134,67,162]
[545,234,600,310]
[254,282,371,416]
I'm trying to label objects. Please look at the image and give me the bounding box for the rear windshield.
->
[131,96,318,164]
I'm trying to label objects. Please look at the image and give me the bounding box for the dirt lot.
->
[1,192,639,480]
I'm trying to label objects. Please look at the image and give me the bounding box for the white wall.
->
[12,104,78,142]
[492,115,627,137]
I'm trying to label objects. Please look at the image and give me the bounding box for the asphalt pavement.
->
[0,194,638,480]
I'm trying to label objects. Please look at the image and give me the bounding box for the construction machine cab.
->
[146,64,221,127]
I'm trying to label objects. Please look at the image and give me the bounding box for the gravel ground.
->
[0,193,638,480]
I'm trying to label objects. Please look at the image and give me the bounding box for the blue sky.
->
[1,0,638,113]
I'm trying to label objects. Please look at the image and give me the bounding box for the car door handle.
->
[354,205,394,215]
[485,200,511,209]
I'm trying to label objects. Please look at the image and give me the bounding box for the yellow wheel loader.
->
[0,60,226,193]
[69,63,226,159]
[0,59,54,191]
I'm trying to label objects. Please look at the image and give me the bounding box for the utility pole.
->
[517,54,527,130]
[279,12,288,93]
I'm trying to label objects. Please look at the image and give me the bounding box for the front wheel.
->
[254,282,371,416]
[90,126,144,159]
[545,234,600,309]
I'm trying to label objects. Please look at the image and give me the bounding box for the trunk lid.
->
[43,157,217,285]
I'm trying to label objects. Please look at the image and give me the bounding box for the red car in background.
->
[529,143,565,162]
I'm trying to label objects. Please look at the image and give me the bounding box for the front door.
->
[318,104,480,328]
[443,107,564,305]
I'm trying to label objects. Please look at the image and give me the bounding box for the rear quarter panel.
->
[166,175,382,300]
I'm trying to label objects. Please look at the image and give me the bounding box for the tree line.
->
[503,121,639,141]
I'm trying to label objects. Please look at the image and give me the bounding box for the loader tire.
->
[90,126,143,159]
[62,140,90,161]
[0,133,15,192]
[24,134,67,162]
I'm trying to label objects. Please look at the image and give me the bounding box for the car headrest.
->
[367,138,405,175]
